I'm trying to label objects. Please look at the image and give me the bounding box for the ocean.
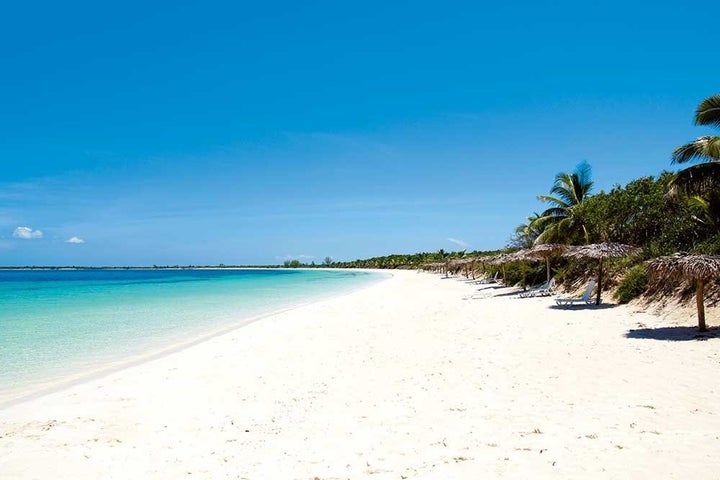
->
[0,268,384,404]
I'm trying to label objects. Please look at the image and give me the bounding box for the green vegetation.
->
[613,264,649,304]
[574,172,700,257]
[331,250,499,270]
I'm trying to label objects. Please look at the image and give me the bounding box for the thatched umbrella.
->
[486,250,535,287]
[645,253,720,332]
[464,256,485,279]
[563,243,642,305]
[470,256,487,278]
[427,262,447,275]
[527,243,569,284]
[447,257,474,277]
[486,253,513,284]
[509,249,534,261]
[462,257,481,279]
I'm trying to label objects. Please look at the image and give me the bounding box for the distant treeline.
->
[327,250,500,269]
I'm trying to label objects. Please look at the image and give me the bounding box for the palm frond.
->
[537,194,570,210]
[538,207,568,219]
[687,195,712,227]
[534,225,559,245]
[672,136,720,164]
[574,160,594,200]
[686,193,720,229]
[549,173,577,205]
[687,195,710,211]
[547,162,593,206]
[695,94,720,128]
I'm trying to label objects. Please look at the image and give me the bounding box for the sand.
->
[1,270,719,479]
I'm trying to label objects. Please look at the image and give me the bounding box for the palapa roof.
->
[486,253,513,265]
[458,257,481,265]
[423,262,445,269]
[508,248,537,262]
[527,243,568,259]
[472,255,495,264]
[645,252,720,281]
[448,257,479,266]
[485,250,534,264]
[563,242,641,260]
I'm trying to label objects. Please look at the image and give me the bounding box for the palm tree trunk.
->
[696,278,707,332]
[595,258,604,305]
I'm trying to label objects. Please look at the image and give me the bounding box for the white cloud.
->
[66,236,85,244]
[13,226,43,239]
[447,237,469,248]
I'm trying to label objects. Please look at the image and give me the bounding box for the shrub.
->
[613,264,648,303]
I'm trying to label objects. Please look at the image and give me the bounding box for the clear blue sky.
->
[2,0,719,265]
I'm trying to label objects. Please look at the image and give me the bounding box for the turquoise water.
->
[0,268,383,403]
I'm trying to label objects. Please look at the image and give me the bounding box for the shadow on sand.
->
[489,288,527,298]
[547,303,616,311]
[625,326,719,341]
[464,286,523,300]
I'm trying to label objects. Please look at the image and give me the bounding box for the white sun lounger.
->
[555,280,596,307]
[519,278,556,298]
[473,272,499,284]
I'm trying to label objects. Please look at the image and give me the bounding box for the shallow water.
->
[0,268,383,401]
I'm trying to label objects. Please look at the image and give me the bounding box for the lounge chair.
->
[483,272,500,283]
[555,280,596,307]
[534,277,556,297]
[519,278,555,298]
[475,272,499,284]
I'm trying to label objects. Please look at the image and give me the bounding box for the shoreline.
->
[0,269,390,409]
[1,270,719,478]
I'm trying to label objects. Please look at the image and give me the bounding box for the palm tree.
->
[671,94,720,196]
[511,212,543,249]
[532,161,594,244]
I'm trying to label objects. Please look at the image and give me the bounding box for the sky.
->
[1,0,719,266]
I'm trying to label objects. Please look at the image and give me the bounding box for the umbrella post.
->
[697,278,707,332]
[596,258,604,305]
[546,257,551,284]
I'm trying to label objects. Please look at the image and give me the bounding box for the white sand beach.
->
[1,270,719,479]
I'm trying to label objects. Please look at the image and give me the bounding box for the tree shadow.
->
[625,326,719,341]
[493,289,528,298]
[464,286,525,300]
